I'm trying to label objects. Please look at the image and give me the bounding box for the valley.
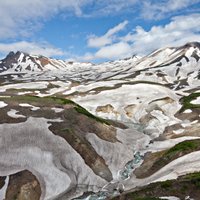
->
[0,42,200,200]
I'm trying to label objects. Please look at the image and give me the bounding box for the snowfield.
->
[0,117,107,199]
[0,42,200,199]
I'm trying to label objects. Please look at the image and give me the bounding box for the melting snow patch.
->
[0,176,9,200]
[51,107,64,113]
[0,81,49,92]
[173,129,185,134]
[19,103,40,111]
[160,197,180,200]
[7,109,26,118]
[18,91,32,95]
[181,120,193,128]
[183,109,192,113]
[191,97,200,104]
[0,101,7,108]
[191,120,198,124]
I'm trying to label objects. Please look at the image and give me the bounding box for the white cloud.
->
[82,0,139,17]
[0,0,199,40]
[0,0,139,40]
[141,0,200,19]
[124,13,200,55]
[95,42,132,59]
[0,41,64,57]
[0,0,91,39]
[82,13,200,61]
[87,20,128,48]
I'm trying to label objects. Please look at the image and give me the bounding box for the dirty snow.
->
[63,80,125,96]
[0,117,106,199]
[72,83,180,123]
[173,129,185,134]
[37,81,70,97]
[0,81,49,93]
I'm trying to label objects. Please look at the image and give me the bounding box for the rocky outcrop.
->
[5,170,41,200]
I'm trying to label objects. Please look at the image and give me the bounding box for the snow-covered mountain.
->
[0,42,200,200]
[0,51,95,73]
[0,42,199,73]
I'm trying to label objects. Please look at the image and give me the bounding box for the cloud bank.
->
[82,13,200,60]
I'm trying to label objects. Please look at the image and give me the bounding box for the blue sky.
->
[0,0,200,62]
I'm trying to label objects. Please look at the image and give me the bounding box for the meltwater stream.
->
[75,152,144,200]
[74,122,148,200]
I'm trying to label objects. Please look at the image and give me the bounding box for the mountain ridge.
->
[0,41,199,74]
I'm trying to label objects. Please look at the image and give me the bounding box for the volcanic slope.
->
[0,42,200,200]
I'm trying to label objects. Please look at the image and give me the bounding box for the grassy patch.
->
[161,180,172,189]
[165,140,200,159]
[113,171,200,200]
[184,172,200,188]
[180,93,200,112]
[74,105,110,125]
[136,140,200,179]
[0,95,76,106]
[46,96,76,105]
[156,140,200,169]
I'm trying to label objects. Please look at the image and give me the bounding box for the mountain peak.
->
[7,51,15,57]
[177,41,200,50]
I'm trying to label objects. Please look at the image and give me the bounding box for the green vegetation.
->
[165,140,200,158]
[154,140,200,170]
[136,139,200,179]
[0,95,76,106]
[0,95,110,125]
[180,92,200,112]
[184,172,200,188]
[185,172,200,179]
[160,180,172,189]
[47,96,76,105]
[74,105,110,125]
[113,172,200,200]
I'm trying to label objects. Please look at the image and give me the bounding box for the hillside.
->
[0,42,200,200]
